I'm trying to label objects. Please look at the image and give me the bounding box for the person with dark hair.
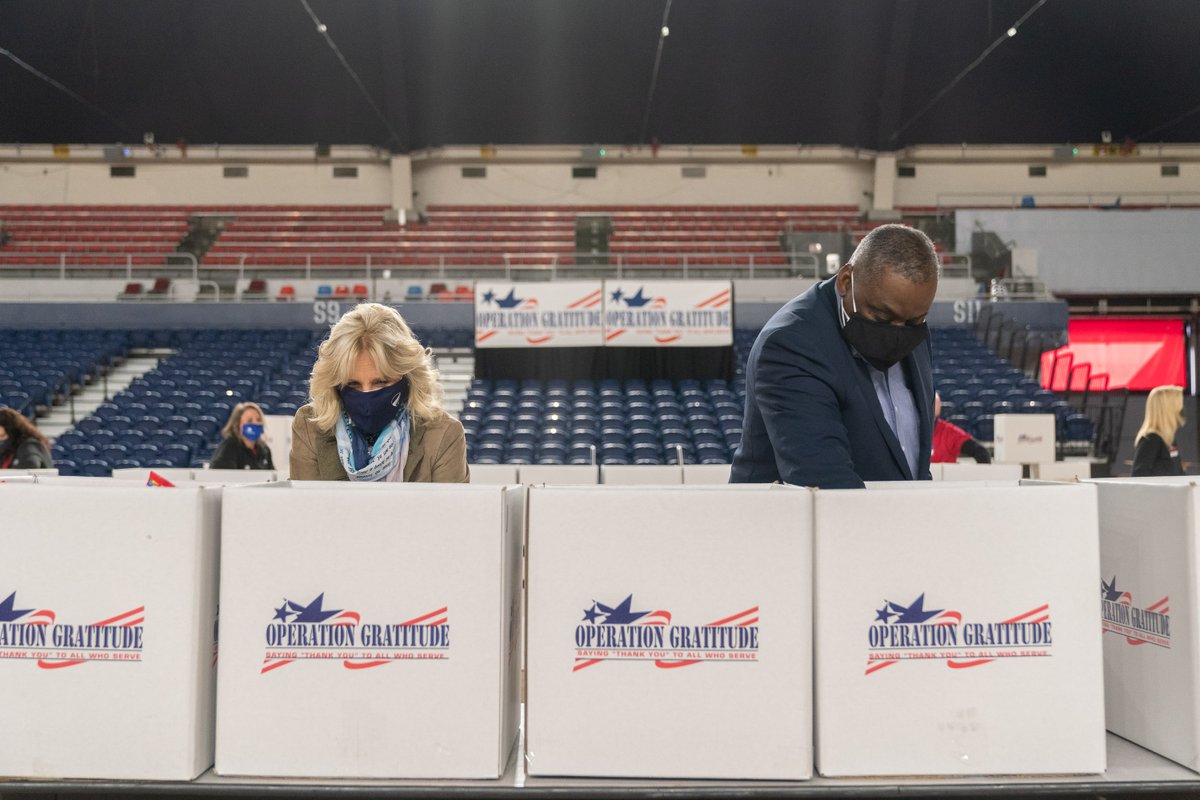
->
[209,401,274,470]
[0,408,53,469]
[931,392,991,464]
[731,224,940,488]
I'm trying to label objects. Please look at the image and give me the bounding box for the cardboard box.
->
[526,485,812,779]
[1032,460,1093,481]
[993,414,1056,464]
[194,468,279,483]
[469,464,519,485]
[215,482,522,778]
[682,464,733,484]
[1095,479,1199,770]
[939,462,1023,481]
[0,483,220,780]
[600,465,683,485]
[111,467,196,483]
[814,483,1105,776]
[518,464,599,485]
[263,414,293,479]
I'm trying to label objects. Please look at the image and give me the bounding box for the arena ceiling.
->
[1,0,1198,152]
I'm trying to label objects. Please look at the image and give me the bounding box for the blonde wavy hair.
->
[1136,385,1185,446]
[307,303,444,432]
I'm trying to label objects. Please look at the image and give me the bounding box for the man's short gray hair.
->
[847,224,940,285]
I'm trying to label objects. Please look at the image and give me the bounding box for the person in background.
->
[210,401,274,470]
[1132,385,1186,477]
[931,392,991,463]
[731,224,939,488]
[0,408,53,469]
[290,303,468,482]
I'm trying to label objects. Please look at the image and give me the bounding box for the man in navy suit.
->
[731,224,939,488]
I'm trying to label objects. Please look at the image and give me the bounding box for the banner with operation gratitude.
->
[474,282,604,348]
[603,281,733,347]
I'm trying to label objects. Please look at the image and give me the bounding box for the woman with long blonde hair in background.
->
[290,303,468,482]
[1132,385,1186,477]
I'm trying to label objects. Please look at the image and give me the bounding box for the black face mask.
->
[839,270,928,372]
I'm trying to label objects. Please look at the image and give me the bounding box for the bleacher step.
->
[42,354,167,441]
[432,349,474,420]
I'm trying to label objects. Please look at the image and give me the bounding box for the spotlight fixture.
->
[1006,26,1017,37]
[661,25,670,37]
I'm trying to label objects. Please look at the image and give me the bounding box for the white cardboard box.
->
[526,485,812,779]
[1095,478,1199,770]
[469,464,520,485]
[938,462,1023,482]
[993,414,1056,464]
[215,482,522,778]
[600,465,683,485]
[814,483,1106,776]
[0,482,220,780]
[111,467,197,483]
[682,464,733,484]
[195,468,279,483]
[518,464,599,485]
[1031,460,1093,481]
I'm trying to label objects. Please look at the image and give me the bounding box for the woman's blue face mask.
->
[339,378,409,437]
[241,423,264,442]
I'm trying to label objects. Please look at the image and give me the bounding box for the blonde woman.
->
[210,401,274,470]
[290,303,468,482]
[1132,385,1186,477]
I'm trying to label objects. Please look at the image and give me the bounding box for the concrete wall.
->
[957,209,1200,293]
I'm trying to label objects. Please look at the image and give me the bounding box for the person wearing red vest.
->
[931,392,991,464]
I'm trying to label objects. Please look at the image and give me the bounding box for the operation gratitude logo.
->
[0,590,145,669]
[475,286,603,346]
[572,594,759,672]
[1101,576,1170,648]
[865,592,1052,675]
[261,592,450,673]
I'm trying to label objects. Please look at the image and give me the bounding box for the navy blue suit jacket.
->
[730,277,935,488]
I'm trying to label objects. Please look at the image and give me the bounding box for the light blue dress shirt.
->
[868,362,920,478]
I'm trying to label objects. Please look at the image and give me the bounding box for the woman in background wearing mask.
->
[1132,385,1187,477]
[0,408,53,469]
[290,303,467,482]
[210,401,274,470]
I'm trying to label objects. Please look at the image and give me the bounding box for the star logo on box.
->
[1100,576,1170,648]
[0,590,145,669]
[261,592,450,673]
[572,593,759,672]
[865,592,1052,675]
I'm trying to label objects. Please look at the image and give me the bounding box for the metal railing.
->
[936,191,1200,214]
[0,248,989,304]
[939,253,973,280]
[192,253,816,284]
[0,251,198,280]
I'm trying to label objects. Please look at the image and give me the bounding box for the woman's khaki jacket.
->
[289,404,469,483]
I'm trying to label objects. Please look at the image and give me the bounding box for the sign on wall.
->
[473,280,734,348]
[474,282,604,348]
[602,281,733,347]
